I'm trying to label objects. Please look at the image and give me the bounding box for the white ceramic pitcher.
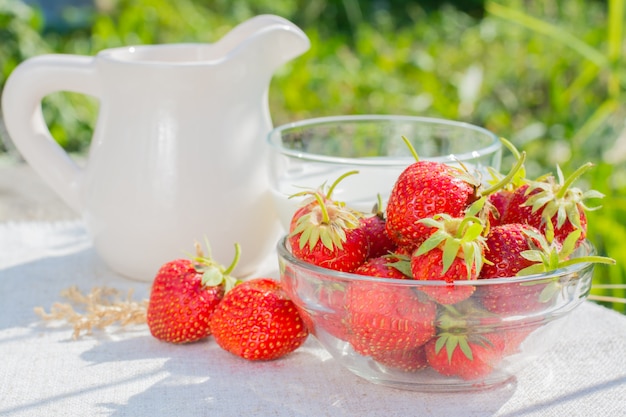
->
[1,15,310,281]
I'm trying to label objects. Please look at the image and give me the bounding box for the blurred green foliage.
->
[1,0,624,311]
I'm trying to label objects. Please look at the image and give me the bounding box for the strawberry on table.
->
[209,278,309,361]
[147,242,240,344]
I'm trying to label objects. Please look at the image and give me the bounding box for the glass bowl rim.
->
[266,114,502,166]
[277,235,596,287]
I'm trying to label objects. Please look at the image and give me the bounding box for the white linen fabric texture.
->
[0,221,625,417]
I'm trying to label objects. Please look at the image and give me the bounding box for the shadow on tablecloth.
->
[81,334,518,417]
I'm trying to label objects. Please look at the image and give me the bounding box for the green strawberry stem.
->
[313,192,331,225]
[555,255,616,269]
[456,216,483,240]
[555,162,594,200]
[373,193,384,216]
[401,135,420,161]
[326,170,359,200]
[519,254,616,276]
[288,170,359,201]
[222,243,241,276]
[192,241,242,293]
[499,137,521,160]
[480,150,527,196]
[518,228,616,276]
[465,197,486,217]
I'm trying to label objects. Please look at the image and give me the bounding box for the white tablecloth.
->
[1,221,625,417]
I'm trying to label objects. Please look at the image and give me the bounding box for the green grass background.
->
[1,0,624,312]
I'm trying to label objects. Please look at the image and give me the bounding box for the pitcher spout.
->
[218,14,310,72]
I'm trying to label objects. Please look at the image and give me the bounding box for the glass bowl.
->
[277,236,595,392]
[267,115,502,230]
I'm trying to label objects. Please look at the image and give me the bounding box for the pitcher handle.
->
[1,54,99,213]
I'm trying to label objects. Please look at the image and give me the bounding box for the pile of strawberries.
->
[144,136,613,381]
[283,137,614,380]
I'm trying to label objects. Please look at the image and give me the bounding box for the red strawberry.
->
[209,278,309,361]
[289,171,369,272]
[312,281,350,340]
[411,249,477,305]
[501,326,538,356]
[410,210,487,304]
[386,160,478,248]
[478,223,548,314]
[360,214,397,259]
[425,300,508,380]
[483,138,529,228]
[384,137,528,249]
[353,254,412,279]
[330,254,412,343]
[346,278,436,357]
[499,163,603,246]
[371,345,429,372]
[290,219,368,272]
[359,195,397,259]
[481,228,615,315]
[486,190,514,227]
[480,223,543,279]
[425,331,505,380]
[147,243,240,344]
[278,256,349,341]
[479,224,557,315]
[297,274,350,342]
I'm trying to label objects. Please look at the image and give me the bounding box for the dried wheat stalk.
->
[34,286,148,340]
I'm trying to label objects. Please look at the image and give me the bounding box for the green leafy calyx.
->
[416,212,487,279]
[523,163,604,230]
[192,240,241,293]
[289,171,363,252]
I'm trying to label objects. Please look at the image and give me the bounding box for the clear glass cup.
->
[267,115,503,230]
